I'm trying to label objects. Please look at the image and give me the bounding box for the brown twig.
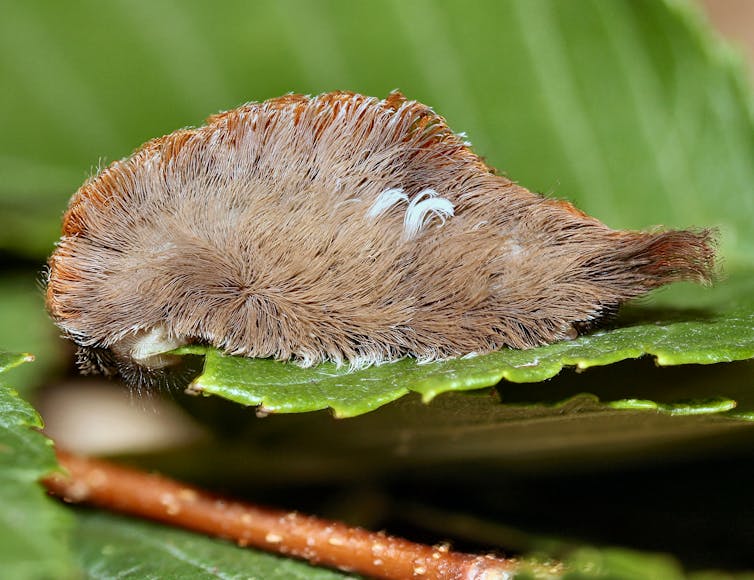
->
[44,450,517,579]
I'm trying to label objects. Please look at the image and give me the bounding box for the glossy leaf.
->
[72,511,354,580]
[0,352,75,579]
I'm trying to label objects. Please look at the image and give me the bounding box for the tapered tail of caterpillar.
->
[568,227,717,337]
[625,227,718,289]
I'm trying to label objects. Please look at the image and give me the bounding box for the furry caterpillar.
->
[46,91,716,386]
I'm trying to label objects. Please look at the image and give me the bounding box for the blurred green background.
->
[2,0,754,263]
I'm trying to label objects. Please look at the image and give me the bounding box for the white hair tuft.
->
[403,189,455,240]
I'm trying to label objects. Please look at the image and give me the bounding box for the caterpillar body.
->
[46,91,716,386]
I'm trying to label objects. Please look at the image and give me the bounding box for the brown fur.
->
[46,91,716,378]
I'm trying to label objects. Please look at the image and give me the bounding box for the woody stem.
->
[44,450,517,579]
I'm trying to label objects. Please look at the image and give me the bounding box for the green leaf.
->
[557,547,684,580]
[72,510,355,580]
[0,351,76,579]
[181,274,754,417]
[0,351,33,373]
[519,546,753,580]
[2,0,754,267]
[150,359,754,487]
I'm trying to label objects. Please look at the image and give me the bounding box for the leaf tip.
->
[420,391,439,405]
[184,381,204,396]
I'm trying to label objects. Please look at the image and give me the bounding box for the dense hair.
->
[47,91,716,379]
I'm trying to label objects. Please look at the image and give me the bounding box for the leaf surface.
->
[0,351,75,579]
[72,511,355,580]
